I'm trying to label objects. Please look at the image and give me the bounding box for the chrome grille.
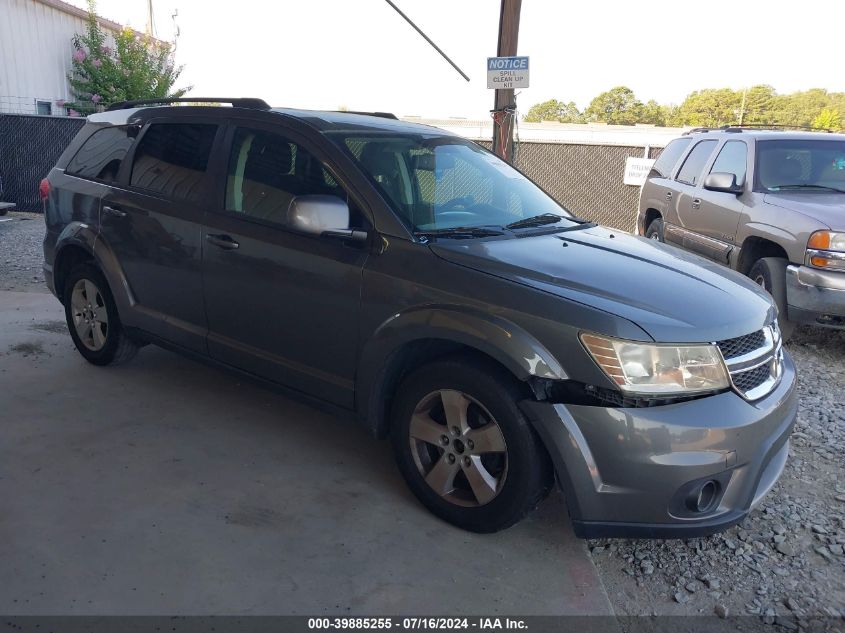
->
[717,330,767,360]
[716,324,783,400]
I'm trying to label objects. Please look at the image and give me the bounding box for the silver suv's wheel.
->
[391,355,552,533]
[409,389,508,507]
[63,263,138,366]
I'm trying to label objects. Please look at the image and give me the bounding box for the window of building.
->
[130,123,217,203]
[36,100,52,116]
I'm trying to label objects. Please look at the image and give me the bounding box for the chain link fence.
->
[0,114,664,231]
[0,114,85,211]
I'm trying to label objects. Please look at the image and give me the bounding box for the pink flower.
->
[73,48,86,63]
[92,58,102,68]
[55,99,66,107]
[101,46,113,55]
[91,94,102,103]
[68,109,81,118]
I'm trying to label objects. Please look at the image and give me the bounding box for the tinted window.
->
[66,126,134,183]
[652,138,691,178]
[710,141,747,186]
[225,127,346,226]
[676,140,718,186]
[130,123,217,203]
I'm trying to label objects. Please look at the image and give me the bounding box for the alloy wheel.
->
[408,389,508,507]
[70,278,109,351]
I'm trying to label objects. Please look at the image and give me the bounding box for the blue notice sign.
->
[486,56,529,89]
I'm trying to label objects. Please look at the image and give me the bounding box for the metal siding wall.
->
[0,0,114,114]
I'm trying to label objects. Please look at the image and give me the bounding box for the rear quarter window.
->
[651,137,692,178]
[65,126,135,183]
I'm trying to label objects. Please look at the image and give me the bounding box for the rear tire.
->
[63,263,138,366]
[748,257,796,341]
[390,355,552,533]
[645,217,664,242]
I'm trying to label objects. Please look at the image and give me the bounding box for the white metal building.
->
[0,0,125,115]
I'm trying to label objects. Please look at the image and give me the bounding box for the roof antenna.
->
[382,0,470,82]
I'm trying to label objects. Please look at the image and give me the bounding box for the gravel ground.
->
[0,211,48,293]
[1,212,843,627]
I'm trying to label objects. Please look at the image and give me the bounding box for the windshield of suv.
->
[325,132,576,234]
[756,139,845,193]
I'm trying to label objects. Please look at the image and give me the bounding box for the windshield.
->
[325,132,574,233]
[755,138,845,193]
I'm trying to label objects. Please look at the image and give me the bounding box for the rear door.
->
[667,139,720,257]
[101,119,221,353]
[201,122,371,408]
[638,137,691,235]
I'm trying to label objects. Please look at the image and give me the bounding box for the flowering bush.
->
[66,0,190,115]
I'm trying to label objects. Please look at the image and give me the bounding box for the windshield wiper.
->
[415,226,505,240]
[769,184,845,193]
[505,213,564,229]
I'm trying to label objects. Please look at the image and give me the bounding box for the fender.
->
[356,304,568,431]
[54,222,135,317]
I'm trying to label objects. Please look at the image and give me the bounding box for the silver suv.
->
[638,128,845,338]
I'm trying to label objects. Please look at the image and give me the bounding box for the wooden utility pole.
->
[492,0,522,163]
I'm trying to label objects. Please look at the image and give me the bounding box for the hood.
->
[430,226,775,343]
[763,192,845,229]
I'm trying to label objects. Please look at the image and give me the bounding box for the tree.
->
[640,99,669,126]
[65,0,189,115]
[673,88,741,127]
[812,108,842,131]
[584,86,643,125]
[523,99,582,123]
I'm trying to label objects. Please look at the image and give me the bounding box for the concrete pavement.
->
[0,290,613,616]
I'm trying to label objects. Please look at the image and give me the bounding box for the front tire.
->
[748,257,796,341]
[645,217,665,242]
[63,263,138,366]
[390,356,552,533]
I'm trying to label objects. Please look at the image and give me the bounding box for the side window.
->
[710,141,747,186]
[225,127,346,226]
[66,126,135,183]
[676,140,718,186]
[652,138,692,178]
[130,123,217,203]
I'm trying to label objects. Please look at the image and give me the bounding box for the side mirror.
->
[288,195,367,242]
[703,172,743,195]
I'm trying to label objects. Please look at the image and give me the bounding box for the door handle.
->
[691,198,702,209]
[665,192,673,200]
[206,233,239,250]
[102,205,126,217]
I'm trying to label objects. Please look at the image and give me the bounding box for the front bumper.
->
[521,351,797,539]
[786,264,845,328]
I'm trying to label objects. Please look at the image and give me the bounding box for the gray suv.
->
[638,128,845,338]
[42,99,796,538]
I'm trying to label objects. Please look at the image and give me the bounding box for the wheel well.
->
[53,245,95,302]
[736,237,789,275]
[644,208,661,231]
[367,339,528,439]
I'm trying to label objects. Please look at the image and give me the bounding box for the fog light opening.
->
[687,480,719,513]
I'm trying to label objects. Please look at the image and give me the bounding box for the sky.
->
[68,0,845,119]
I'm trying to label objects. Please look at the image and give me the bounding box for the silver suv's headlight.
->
[580,333,730,396]
[807,231,845,271]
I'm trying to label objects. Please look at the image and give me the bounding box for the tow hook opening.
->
[686,480,720,513]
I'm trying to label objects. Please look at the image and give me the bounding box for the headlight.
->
[580,333,730,396]
[807,231,845,271]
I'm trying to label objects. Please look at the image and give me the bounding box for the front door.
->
[201,124,370,408]
[100,120,221,353]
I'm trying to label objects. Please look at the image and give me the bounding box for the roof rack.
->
[684,123,832,135]
[335,110,398,120]
[106,97,271,111]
